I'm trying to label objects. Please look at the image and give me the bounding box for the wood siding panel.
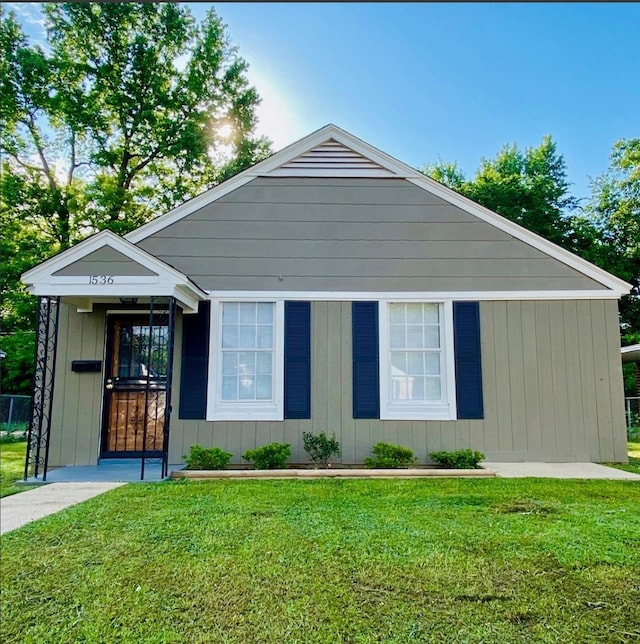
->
[506,302,527,454]
[148,300,626,466]
[604,300,628,461]
[138,177,604,292]
[549,302,572,458]
[49,302,104,467]
[53,247,157,277]
[520,301,542,455]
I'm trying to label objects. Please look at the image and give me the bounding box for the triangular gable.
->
[22,230,206,313]
[52,246,158,277]
[123,124,630,296]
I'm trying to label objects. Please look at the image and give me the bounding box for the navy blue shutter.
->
[178,301,210,419]
[453,301,484,419]
[284,301,311,419]
[352,302,380,419]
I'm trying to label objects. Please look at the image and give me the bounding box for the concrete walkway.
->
[0,482,125,535]
[485,462,640,479]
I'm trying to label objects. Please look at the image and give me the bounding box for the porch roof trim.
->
[21,230,207,314]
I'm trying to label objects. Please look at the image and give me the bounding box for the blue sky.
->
[12,2,640,201]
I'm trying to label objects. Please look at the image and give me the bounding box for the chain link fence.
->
[0,394,31,436]
[625,397,639,440]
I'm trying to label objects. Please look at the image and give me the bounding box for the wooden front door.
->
[101,316,169,457]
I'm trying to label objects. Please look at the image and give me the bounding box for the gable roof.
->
[124,124,630,296]
[21,230,206,313]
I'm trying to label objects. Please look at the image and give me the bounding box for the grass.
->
[606,440,640,475]
[0,440,37,498]
[1,478,639,643]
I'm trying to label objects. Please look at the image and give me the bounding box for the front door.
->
[101,316,169,458]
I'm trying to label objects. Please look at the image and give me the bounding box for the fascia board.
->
[119,123,629,295]
[404,174,632,295]
[22,229,207,301]
[125,124,347,244]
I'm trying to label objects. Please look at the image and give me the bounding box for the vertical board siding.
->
[49,302,105,466]
[49,299,627,467]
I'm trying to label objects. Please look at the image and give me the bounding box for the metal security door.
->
[101,316,169,458]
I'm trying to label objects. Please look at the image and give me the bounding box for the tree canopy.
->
[0,3,271,392]
[422,136,640,380]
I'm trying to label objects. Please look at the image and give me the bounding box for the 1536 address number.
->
[88,275,114,285]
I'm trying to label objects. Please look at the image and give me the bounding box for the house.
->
[21,125,631,477]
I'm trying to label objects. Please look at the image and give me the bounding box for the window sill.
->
[380,403,456,421]
[207,402,282,422]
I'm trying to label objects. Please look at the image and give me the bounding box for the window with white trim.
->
[379,301,457,420]
[207,300,284,420]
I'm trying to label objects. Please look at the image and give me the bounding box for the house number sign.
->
[88,275,115,285]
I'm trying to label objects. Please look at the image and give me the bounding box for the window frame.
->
[379,299,457,420]
[206,299,285,421]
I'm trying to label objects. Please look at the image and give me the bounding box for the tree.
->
[424,137,580,250]
[0,3,271,393]
[584,138,640,351]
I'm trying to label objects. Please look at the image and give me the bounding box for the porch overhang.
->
[21,230,206,314]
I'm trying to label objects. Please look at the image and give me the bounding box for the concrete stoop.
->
[171,467,496,480]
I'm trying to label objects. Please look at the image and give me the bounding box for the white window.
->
[379,301,456,420]
[207,300,284,420]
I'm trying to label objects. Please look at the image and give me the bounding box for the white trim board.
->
[205,290,619,302]
[21,229,207,313]
[123,124,629,296]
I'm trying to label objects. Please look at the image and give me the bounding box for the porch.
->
[19,230,207,483]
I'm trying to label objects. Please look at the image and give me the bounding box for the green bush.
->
[184,444,232,470]
[430,448,485,469]
[243,442,291,469]
[302,431,341,467]
[364,442,416,469]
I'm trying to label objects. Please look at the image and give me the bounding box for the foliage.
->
[430,448,485,469]
[364,442,416,468]
[0,331,36,394]
[242,442,291,469]
[184,444,232,470]
[2,479,640,641]
[0,3,271,367]
[583,138,640,345]
[302,431,341,467]
[423,136,579,249]
[422,136,640,342]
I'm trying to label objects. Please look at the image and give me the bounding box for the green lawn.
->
[607,440,640,475]
[1,478,639,643]
[0,440,36,498]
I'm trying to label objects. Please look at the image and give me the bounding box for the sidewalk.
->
[484,461,640,479]
[0,482,125,535]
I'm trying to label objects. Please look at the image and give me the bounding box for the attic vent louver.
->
[266,139,396,177]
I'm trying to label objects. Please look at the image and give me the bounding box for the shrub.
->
[364,442,415,469]
[302,431,341,467]
[243,442,291,469]
[430,448,485,469]
[184,444,232,470]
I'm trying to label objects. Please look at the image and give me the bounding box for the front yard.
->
[1,478,639,643]
[0,440,36,497]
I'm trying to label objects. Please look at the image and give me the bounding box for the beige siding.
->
[50,299,625,467]
[167,299,627,465]
[49,301,105,466]
[137,177,605,292]
[53,247,157,277]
